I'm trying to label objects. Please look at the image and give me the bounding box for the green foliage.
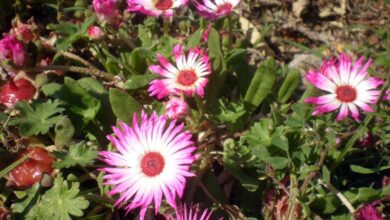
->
[10,100,64,136]
[53,142,98,169]
[124,74,158,90]
[54,117,75,147]
[22,176,89,220]
[244,58,278,111]
[277,68,301,103]
[109,88,142,124]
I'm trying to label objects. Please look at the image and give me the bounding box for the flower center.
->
[177,69,198,86]
[336,85,357,103]
[140,152,165,177]
[154,0,173,10]
[216,3,233,14]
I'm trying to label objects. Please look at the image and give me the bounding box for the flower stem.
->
[227,14,233,50]
[319,179,356,214]
[163,18,170,36]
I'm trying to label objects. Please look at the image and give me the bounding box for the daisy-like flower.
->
[166,97,189,119]
[165,203,214,220]
[100,111,197,220]
[193,0,240,20]
[127,0,188,17]
[305,53,384,121]
[148,44,211,99]
[92,0,119,23]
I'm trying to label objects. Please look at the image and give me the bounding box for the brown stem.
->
[60,51,99,70]
[300,147,327,194]
[23,65,118,82]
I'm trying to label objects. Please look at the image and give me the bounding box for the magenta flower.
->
[193,0,240,19]
[100,111,197,219]
[148,44,211,99]
[305,54,384,121]
[87,25,104,40]
[127,0,188,17]
[384,89,390,101]
[92,0,119,22]
[0,35,26,66]
[165,203,214,220]
[166,97,189,119]
[354,204,383,220]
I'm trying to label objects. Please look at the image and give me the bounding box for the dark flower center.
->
[141,152,165,177]
[216,3,233,14]
[177,69,198,86]
[336,85,357,102]
[154,0,173,10]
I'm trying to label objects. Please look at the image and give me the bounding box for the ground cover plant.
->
[0,0,389,219]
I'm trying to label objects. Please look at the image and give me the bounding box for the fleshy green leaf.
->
[124,74,158,90]
[109,88,142,124]
[244,58,278,110]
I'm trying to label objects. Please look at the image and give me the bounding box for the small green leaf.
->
[54,117,75,147]
[268,156,289,170]
[138,25,153,47]
[271,129,289,152]
[26,175,89,220]
[187,28,203,48]
[10,100,64,136]
[109,88,142,124]
[41,83,62,97]
[53,142,98,169]
[105,58,121,75]
[124,74,158,90]
[11,183,41,214]
[224,162,259,191]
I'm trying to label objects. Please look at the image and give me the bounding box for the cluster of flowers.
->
[0,0,388,219]
[91,1,388,220]
[0,19,65,108]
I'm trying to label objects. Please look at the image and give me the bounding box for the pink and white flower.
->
[148,44,211,99]
[93,0,119,22]
[166,97,189,119]
[0,35,26,67]
[87,25,104,40]
[127,0,188,17]
[305,54,384,121]
[100,111,197,219]
[193,0,240,19]
[165,203,214,220]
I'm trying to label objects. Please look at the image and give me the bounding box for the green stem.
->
[163,18,170,36]
[319,179,356,214]
[227,14,233,50]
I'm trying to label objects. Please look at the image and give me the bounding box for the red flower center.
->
[336,85,357,102]
[216,3,233,14]
[154,0,173,10]
[177,69,198,86]
[141,152,165,177]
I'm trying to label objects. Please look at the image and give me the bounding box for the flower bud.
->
[0,35,26,67]
[11,21,34,43]
[165,97,189,119]
[0,78,36,108]
[87,25,104,40]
